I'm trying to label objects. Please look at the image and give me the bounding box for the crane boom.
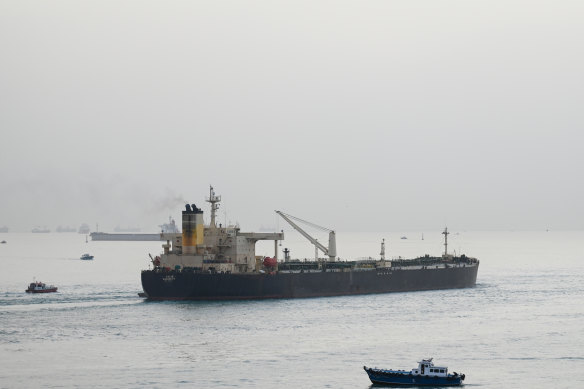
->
[276,211,337,262]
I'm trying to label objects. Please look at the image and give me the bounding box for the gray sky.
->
[1,1,583,232]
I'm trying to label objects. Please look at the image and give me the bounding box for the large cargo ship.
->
[140,187,479,300]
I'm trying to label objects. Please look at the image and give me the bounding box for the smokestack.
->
[182,204,204,255]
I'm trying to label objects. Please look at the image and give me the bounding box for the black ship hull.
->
[141,264,479,300]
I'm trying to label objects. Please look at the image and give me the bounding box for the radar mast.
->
[206,186,221,228]
[442,227,449,256]
[380,238,386,260]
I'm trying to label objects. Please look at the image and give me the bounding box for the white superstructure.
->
[154,187,283,273]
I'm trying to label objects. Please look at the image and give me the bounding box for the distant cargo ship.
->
[114,226,141,232]
[0,226,8,233]
[32,226,50,233]
[140,187,479,300]
[159,217,179,233]
[91,232,161,241]
[78,223,90,234]
[90,218,179,241]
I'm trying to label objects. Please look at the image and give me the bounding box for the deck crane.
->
[275,211,337,262]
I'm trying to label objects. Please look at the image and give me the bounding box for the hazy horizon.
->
[1,1,583,233]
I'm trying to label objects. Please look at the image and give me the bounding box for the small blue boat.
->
[80,253,94,260]
[364,358,465,386]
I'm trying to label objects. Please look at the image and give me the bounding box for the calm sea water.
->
[1,231,583,388]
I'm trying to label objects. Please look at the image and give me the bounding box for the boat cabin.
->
[411,358,448,377]
[28,282,44,290]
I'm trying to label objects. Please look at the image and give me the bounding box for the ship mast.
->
[442,227,449,256]
[206,186,221,228]
[380,238,386,260]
